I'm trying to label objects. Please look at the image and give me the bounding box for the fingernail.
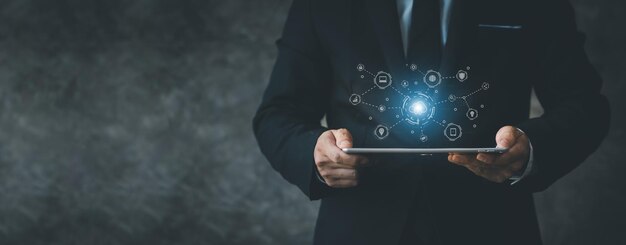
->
[339,141,350,147]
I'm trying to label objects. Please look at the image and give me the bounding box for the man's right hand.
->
[314,129,370,188]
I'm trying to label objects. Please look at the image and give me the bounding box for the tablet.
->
[342,147,508,154]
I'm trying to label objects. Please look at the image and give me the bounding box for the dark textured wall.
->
[0,0,623,244]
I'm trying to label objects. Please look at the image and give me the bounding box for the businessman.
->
[253,0,610,244]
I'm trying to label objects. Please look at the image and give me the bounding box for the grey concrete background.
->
[0,0,623,244]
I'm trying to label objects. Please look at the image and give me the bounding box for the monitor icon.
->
[374,71,392,89]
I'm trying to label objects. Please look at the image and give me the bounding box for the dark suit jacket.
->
[253,0,610,244]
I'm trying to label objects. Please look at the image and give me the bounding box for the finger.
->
[450,153,514,183]
[450,153,507,172]
[317,131,338,153]
[476,152,497,164]
[323,146,369,168]
[448,153,477,166]
[318,131,348,161]
[326,178,358,188]
[332,128,353,149]
[494,135,529,165]
[495,126,522,149]
[324,129,370,167]
[476,126,522,165]
[327,168,358,180]
[318,161,358,169]
[320,155,370,168]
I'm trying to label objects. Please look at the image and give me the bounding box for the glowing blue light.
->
[410,101,427,115]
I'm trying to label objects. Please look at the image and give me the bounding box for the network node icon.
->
[423,70,442,88]
[410,64,418,71]
[374,71,392,89]
[401,80,409,88]
[444,123,463,141]
[378,105,386,112]
[466,108,478,120]
[448,94,457,102]
[419,134,428,142]
[482,82,490,90]
[356,64,365,71]
[349,94,362,105]
[456,70,468,82]
[374,125,389,139]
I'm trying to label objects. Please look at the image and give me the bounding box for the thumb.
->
[332,128,353,148]
[495,126,520,148]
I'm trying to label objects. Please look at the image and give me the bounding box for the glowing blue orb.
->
[402,92,435,125]
[410,101,427,115]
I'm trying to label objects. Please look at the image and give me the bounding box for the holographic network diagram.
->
[350,63,490,142]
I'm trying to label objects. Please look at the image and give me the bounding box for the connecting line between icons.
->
[412,69,426,75]
[435,100,448,105]
[390,85,406,97]
[461,97,471,109]
[361,101,378,108]
[389,118,405,129]
[464,88,483,98]
[361,86,377,96]
[432,120,446,127]
[361,68,375,77]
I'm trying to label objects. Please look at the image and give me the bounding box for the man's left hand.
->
[448,126,530,183]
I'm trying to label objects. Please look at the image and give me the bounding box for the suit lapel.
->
[365,0,408,79]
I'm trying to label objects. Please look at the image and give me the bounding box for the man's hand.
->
[448,126,530,183]
[314,129,370,188]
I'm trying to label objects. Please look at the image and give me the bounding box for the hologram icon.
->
[374,71,392,89]
[466,108,478,120]
[423,70,442,88]
[456,70,468,82]
[357,64,365,71]
[444,123,463,141]
[349,94,362,105]
[420,134,428,142]
[374,125,389,139]
[482,82,490,90]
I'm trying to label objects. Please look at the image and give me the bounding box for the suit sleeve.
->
[513,0,610,192]
[252,0,331,200]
